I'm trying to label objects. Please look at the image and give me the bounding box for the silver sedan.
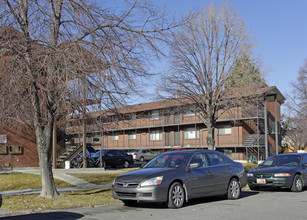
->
[112,150,247,208]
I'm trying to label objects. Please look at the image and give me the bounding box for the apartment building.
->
[65,86,285,162]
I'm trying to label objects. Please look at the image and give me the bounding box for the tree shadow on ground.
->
[122,190,259,209]
[1,211,83,220]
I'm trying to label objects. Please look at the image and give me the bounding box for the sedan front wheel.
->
[168,182,184,208]
[291,174,303,192]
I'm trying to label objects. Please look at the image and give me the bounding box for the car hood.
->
[115,168,176,183]
[251,166,296,173]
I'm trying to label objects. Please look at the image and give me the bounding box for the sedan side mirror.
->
[186,163,200,173]
[190,163,200,169]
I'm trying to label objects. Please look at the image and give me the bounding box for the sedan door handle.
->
[207,170,212,174]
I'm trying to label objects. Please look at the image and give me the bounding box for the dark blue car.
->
[247,153,307,191]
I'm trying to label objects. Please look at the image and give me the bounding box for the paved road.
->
[2,189,307,220]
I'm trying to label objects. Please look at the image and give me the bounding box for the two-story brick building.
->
[64,86,285,163]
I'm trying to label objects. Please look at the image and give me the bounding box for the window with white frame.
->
[149,110,160,120]
[217,125,232,135]
[183,127,200,139]
[93,133,101,143]
[111,133,119,140]
[183,105,199,116]
[128,131,136,140]
[150,129,162,141]
[129,114,136,120]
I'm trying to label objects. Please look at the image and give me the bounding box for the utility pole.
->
[82,75,87,168]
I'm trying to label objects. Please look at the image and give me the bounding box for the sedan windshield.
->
[261,155,301,167]
[144,152,190,168]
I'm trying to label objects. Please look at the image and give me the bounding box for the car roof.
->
[163,149,215,154]
[273,153,307,157]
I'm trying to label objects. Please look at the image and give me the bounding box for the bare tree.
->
[0,0,183,198]
[284,59,307,151]
[160,3,251,150]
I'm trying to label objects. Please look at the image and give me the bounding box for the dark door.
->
[205,152,232,192]
[174,113,180,124]
[165,128,171,146]
[165,114,171,125]
[186,153,213,198]
[174,128,180,146]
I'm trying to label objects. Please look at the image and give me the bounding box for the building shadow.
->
[0,212,83,220]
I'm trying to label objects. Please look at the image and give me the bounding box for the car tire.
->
[140,157,144,162]
[291,174,303,192]
[227,178,240,200]
[122,200,137,206]
[123,160,130,168]
[168,182,185,209]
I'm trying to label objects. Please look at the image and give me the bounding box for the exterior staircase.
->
[244,134,275,162]
[56,145,83,168]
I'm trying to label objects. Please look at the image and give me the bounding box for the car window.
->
[144,152,189,168]
[190,153,208,167]
[107,150,115,156]
[115,150,124,156]
[303,155,307,165]
[206,152,225,166]
[262,155,301,167]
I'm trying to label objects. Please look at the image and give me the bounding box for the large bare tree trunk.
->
[37,138,59,197]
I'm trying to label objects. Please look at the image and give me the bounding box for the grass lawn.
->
[1,188,121,211]
[0,173,72,191]
[0,164,257,211]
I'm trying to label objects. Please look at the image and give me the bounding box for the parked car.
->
[71,146,97,168]
[92,149,134,168]
[128,149,157,162]
[112,150,247,208]
[247,153,307,191]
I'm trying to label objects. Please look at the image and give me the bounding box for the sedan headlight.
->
[140,176,163,187]
[274,173,291,177]
[112,178,117,186]
[247,173,253,177]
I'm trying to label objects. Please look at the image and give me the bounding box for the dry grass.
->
[0,173,72,191]
[1,188,120,211]
[242,163,259,171]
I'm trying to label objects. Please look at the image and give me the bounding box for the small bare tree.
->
[284,59,307,151]
[0,0,183,198]
[160,3,251,150]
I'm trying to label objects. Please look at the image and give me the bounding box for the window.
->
[206,152,225,166]
[303,155,307,165]
[111,133,119,140]
[183,106,199,116]
[217,125,232,135]
[93,133,101,143]
[183,127,200,139]
[129,114,136,120]
[150,110,160,120]
[128,131,136,140]
[190,153,208,167]
[150,129,162,141]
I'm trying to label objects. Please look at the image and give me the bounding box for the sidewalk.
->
[0,167,124,196]
[0,167,124,216]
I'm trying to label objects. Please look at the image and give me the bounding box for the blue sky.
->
[154,0,307,98]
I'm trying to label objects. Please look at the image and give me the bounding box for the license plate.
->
[257,178,266,184]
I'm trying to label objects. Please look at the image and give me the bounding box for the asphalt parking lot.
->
[2,189,307,220]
